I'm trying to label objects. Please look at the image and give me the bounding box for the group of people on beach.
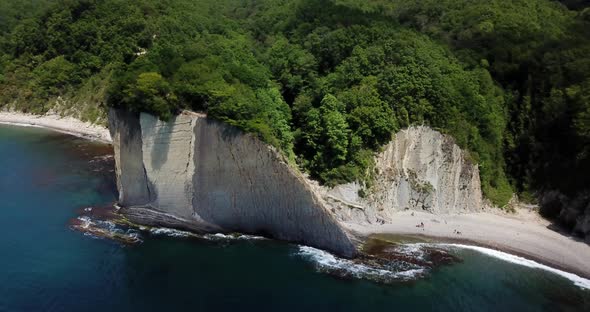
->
[414,220,463,235]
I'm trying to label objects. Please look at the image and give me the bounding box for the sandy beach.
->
[0,111,111,143]
[343,209,590,279]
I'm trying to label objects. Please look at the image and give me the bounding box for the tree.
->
[340,77,397,148]
[121,72,176,120]
[32,56,79,98]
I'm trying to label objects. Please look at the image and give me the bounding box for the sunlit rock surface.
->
[324,126,483,224]
[108,109,357,257]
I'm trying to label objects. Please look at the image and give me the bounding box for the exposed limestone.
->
[108,109,150,206]
[110,109,485,256]
[140,113,196,219]
[108,109,357,257]
[324,127,483,224]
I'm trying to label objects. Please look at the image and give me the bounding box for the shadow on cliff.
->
[217,119,243,142]
[148,115,175,172]
[190,118,242,223]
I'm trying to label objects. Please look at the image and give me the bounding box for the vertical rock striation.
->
[108,109,150,206]
[110,109,485,256]
[325,127,483,224]
[108,109,357,257]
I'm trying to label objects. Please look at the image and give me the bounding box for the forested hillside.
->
[0,0,588,224]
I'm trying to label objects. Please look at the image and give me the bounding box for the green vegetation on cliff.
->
[1,0,589,210]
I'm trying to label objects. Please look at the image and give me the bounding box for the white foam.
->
[149,227,193,238]
[204,233,267,241]
[77,216,92,229]
[76,216,117,232]
[395,244,427,260]
[297,246,424,282]
[75,216,142,242]
[236,234,267,240]
[125,230,141,241]
[441,244,590,290]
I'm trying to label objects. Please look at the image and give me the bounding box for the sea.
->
[0,124,589,312]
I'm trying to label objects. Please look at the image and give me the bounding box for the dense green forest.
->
[0,0,588,216]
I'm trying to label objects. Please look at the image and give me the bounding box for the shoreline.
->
[344,210,590,280]
[0,111,112,143]
[3,111,588,285]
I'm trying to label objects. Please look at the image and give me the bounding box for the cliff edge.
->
[109,109,484,257]
[108,108,358,257]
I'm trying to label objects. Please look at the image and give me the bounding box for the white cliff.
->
[108,109,358,257]
[109,110,484,256]
[325,126,483,224]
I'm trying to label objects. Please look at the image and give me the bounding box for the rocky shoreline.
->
[5,109,589,287]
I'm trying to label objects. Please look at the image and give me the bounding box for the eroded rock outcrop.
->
[324,127,483,224]
[109,109,485,256]
[108,109,357,257]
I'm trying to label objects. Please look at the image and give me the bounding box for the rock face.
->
[325,127,483,224]
[109,109,485,256]
[108,108,357,257]
[109,109,151,206]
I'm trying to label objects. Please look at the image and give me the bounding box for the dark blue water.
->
[1,124,589,312]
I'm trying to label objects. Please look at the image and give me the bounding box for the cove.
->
[0,124,588,312]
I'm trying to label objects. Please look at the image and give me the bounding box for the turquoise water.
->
[1,124,589,312]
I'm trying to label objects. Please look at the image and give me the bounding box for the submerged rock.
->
[70,213,141,245]
[362,236,462,269]
[297,237,461,284]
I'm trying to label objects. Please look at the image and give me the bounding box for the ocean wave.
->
[394,243,428,261]
[440,244,590,290]
[149,227,194,238]
[296,246,425,283]
[77,216,118,232]
[75,216,142,242]
[145,228,267,241]
[203,233,267,241]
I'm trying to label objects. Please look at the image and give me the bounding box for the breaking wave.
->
[296,246,425,283]
[296,242,590,289]
[203,233,267,241]
[145,228,267,241]
[442,244,590,290]
[149,227,194,238]
[77,216,118,232]
[75,216,141,242]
